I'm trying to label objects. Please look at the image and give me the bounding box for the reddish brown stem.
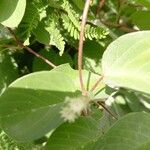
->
[101,20,138,33]
[78,0,91,96]
[96,0,106,15]
[7,27,56,68]
[90,76,103,92]
[97,101,118,120]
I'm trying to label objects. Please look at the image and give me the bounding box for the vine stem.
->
[7,27,56,68]
[78,0,91,96]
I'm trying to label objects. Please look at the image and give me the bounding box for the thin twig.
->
[97,101,118,120]
[101,20,138,32]
[116,0,123,23]
[7,27,56,68]
[96,0,106,16]
[78,0,91,96]
[90,76,103,92]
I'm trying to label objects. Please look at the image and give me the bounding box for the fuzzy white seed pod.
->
[60,96,90,123]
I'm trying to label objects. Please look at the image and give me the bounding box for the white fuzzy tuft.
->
[60,96,90,123]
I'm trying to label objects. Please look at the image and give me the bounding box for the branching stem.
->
[78,0,91,96]
[7,27,56,68]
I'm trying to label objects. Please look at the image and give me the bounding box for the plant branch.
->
[7,27,57,68]
[78,0,91,96]
[96,0,106,16]
[90,76,103,92]
[97,101,118,120]
[101,20,138,32]
[116,0,123,23]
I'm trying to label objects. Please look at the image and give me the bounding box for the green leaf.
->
[0,130,43,150]
[0,131,19,150]
[0,0,26,27]
[17,1,40,41]
[0,71,78,141]
[135,0,150,9]
[34,13,65,55]
[124,91,150,112]
[33,22,50,44]
[0,51,18,95]
[52,64,108,99]
[0,63,109,142]
[74,41,104,74]
[132,11,150,30]
[0,24,11,39]
[70,0,84,10]
[102,31,150,95]
[92,112,150,150]
[45,110,103,150]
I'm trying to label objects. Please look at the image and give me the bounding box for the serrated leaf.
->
[45,25,65,56]
[0,131,19,150]
[92,112,150,150]
[34,21,65,56]
[0,71,78,141]
[0,0,26,27]
[70,0,84,10]
[102,31,150,95]
[17,2,40,41]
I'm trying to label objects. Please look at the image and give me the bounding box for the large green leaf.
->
[102,31,150,95]
[45,110,103,150]
[0,64,110,142]
[0,0,26,27]
[92,112,150,150]
[0,71,78,141]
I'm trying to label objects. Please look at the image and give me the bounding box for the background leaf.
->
[92,112,150,150]
[0,0,26,27]
[102,31,150,95]
[45,110,103,150]
[132,11,150,30]
[0,51,18,95]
